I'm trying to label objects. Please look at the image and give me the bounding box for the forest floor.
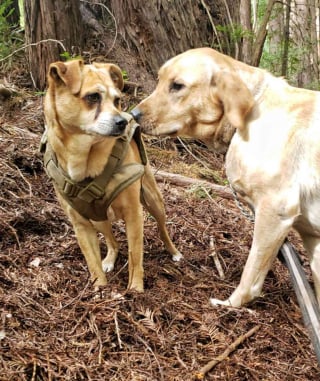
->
[1,38,320,381]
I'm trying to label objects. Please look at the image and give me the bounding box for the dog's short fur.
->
[44,59,181,292]
[132,47,320,307]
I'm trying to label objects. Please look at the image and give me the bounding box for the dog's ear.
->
[108,64,124,91]
[93,63,124,90]
[213,71,254,130]
[48,59,84,94]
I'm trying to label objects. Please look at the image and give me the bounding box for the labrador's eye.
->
[84,92,101,104]
[114,97,121,108]
[169,81,185,92]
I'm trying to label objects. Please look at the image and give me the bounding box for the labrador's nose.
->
[131,107,142,122]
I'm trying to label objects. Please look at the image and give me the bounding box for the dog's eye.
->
[170,82,185,92]
[114,97,121,108]
[84,92,101,104]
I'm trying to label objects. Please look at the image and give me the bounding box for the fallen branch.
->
[194,325,260,380]
[152,169,234,200]
[123,80,141,96]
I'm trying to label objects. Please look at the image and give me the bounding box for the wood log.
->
[152,169,234,200]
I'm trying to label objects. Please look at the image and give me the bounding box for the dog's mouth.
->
[142,123,181,137]
[83,119,128,138]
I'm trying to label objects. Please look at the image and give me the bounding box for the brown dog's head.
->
[45,59,127,137]
[132,48,254,152]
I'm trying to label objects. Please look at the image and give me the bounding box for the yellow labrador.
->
[132,47,320,307]
[43,59,181,292]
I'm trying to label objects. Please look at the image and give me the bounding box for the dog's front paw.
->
[210,297,233,307]
[102,259,115,273]
[128,281,144,293]
[172,251,183,262]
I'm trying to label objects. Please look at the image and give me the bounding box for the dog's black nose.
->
[114,114,128,131]
[131,107,142,122]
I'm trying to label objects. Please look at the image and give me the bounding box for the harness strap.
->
[41,111,147,221]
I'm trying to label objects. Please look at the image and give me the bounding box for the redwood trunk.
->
[110,0,240,76]
[24,0,83,90]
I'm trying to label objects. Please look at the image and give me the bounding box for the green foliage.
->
[122,70,129,81]
[59,51,82,61]
[0,0,14,56]
[187,185,210,199]
[0,0,22,66]
[216,23,254,45]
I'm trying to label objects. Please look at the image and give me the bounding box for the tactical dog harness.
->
[40,112,147,221]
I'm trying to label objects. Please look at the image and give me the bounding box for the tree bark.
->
[291,0,318,86]
[110,0,240,76]
[24,0,84,90]
[267,1,284,75]
[281,1,290,77]
[239,0,252,63]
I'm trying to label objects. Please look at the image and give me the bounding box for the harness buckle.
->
[63,179,80,198]
[77,182,105,203]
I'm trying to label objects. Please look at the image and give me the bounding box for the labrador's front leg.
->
[211,201,296,307]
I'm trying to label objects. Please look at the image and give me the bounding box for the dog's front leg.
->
[93,220,119,273]
[125,205,144,292]
[300,234,320,306]
[211,202,296,307]
[68,209,107,288]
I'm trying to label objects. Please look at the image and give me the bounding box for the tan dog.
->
[43,59,181,292]
[132,47,320,307]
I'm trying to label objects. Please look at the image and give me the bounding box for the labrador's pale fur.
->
[133,47,320,307]
[44,59,181,292]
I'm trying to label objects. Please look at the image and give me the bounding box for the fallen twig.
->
[195,325,260,380]
[209,237,225,279]
[114,311,123,349]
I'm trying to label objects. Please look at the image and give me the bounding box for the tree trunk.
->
[291,0,318,86]
[110,0,240,76]
[281,1,290,77]
[267,1,284,75]
[239,0,252,63]
[24,0,84,90]
[251,0,275,67]
[309,0,319,83]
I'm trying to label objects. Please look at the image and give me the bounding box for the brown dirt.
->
[1,42,320,381]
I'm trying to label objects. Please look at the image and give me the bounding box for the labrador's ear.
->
[48,59,84,94]
[213,71,254,130]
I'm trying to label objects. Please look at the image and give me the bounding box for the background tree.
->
[240,0,253,63]
[109,0,240,76]
[23,0,84,90]
[259,0,320,87]
[3,0,319,90]
[291,0,319,86]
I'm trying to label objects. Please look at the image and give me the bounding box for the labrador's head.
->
[132,48,254,152]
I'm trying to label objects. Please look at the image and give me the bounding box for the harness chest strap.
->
[42,112,147,221]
